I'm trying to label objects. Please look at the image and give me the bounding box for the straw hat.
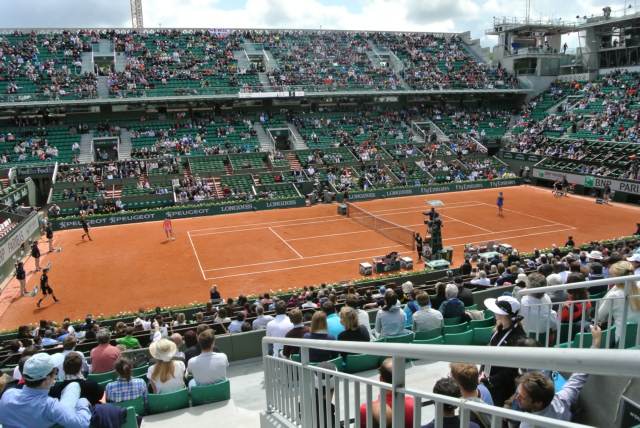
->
[149,338,177,362]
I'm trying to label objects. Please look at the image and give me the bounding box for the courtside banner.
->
[534,168,640,196]
[50,197,306,230]
[0,212,40,267]
[345,178,520,201]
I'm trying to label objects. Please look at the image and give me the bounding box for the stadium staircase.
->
[263,50,278,72]
[118,129,133,161]
[286,152,302,171]
[114,52,127,73]
[233,50,252,73]
[425,119,451,143]
[254,123,275,153]
[78,131,94,163]
[81,52,93,74]
[461,38,489,64]
[286,122,308,150]
[258,72,271,90]
[96,76,110,98]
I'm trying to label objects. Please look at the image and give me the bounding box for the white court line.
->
[478,202,572,228]
[188,202,484,236]
[440,213,493,233]
[187,212,343,234]
[269,227,304,259]
[201,222,572,272]
[188,205,477,238]
[187,231,207,280]
[284,220,562,242]
[203,226,575,280]
[202,244,404,272]
[369,201,484,214]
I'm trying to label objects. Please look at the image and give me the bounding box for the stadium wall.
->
[49,179,521,230]
[336,178,521,202]
[0,211,41,289]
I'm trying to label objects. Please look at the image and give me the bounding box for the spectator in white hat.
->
[0,353,92,428]
[625,253,640,275]
[480,296,526,407]
[147,338,186,394]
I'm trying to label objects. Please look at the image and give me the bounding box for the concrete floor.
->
[141,357,449,428]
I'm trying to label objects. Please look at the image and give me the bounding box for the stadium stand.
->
[4,21,640,428]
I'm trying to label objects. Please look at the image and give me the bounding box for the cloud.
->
[0,0,634,48]
[0,0,130,28]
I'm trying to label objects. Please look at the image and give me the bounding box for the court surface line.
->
[201,223,570,272]
[369,201,484,214]
[189,204,484,237]
[285,221,563,242]
[203,226,575,279]
[439,213,493,233]
[186,231,207,280]
[478,203,573,228]
[269,227,304,259]
[188,203,485,236]
[201,243,404,272]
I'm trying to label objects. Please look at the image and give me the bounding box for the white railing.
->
[262,337,640,428]
[517,274,640,349]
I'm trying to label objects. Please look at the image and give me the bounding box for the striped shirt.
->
[105,378,148,403]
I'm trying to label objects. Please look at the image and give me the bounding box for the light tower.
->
[130,0,144,29]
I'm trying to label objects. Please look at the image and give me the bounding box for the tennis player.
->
[36,265,58,307]
[80,213,92,241]
[163,214,175,241]
[497,192,504,216]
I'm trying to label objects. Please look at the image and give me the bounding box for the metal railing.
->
[262,337,640,428]
[517,274,640,349]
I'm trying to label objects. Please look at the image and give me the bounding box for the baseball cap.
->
[23,353,57,381]
[588,250,603,260]
[484,296,521,316]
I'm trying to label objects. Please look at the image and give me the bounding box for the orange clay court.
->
[1,184,639,329]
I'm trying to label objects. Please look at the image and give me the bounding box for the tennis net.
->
[346,203,416,250]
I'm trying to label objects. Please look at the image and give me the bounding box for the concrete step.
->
[286,152,302,171]
[286,122,307,150]
[254,123,274,153]
[81,52,94,75]
[78,131,94,163]
[119,129,132,161]
[96,76,110,98]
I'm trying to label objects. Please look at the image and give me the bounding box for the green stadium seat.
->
[378,332,414,343]
[413,328,443,341]
[342,354,382,374]
[469,318,495,329]
[87,370,116,383]
[472,327,494,345]
[443,322,469,335]
[190,379,231,406]
[444,317,462,326]
[148,388,190,414]
[412,336,444,345]
[112,396,146,416]
[131,365,148,378]
[443,330,473,345]
[122,407,138,428]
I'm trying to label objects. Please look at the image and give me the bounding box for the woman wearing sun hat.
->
[479,295,526,407]
[147,338,186,394]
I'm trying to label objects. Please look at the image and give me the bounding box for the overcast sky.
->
[0,0,635,47]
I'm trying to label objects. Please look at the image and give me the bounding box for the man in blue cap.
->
[0,353,92,428]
